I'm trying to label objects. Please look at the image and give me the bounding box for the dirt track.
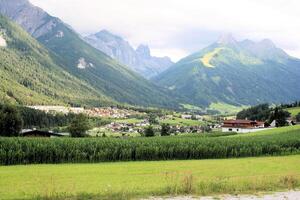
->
[142,190,300,200]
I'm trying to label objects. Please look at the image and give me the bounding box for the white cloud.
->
[30,0,300,61]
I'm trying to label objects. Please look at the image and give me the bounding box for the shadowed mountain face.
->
[84,30,174,79]
[0,0,180,109]
[155,34,300,107]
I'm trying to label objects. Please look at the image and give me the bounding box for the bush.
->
[144,126,155,137]
[161,123,171,136]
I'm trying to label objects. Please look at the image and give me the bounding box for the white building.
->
[222,120,270,133]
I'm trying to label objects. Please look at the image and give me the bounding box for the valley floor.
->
[1,155,300,200]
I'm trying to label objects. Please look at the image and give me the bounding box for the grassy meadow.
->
[286,107,300,117]
[1,155,300,200]
[159,117,204,126]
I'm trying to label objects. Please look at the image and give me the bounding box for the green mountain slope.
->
[0,0,179,109]
[155,35,300,107]
[0,15,114,106]
[38,22,179,108]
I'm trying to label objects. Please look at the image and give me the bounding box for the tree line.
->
[0,103,92,137]
[236,103,296,126]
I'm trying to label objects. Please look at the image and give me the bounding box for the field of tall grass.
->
[1,126,300,165]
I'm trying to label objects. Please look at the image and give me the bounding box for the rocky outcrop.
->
[85,30,174,78]
[0,0,61,38]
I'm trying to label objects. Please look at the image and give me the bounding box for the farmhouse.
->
[222,120,268,133]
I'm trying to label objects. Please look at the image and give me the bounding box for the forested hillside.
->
[155,35,300,107]
[0,15,114,106]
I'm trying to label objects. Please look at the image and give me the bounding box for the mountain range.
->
[0,0,179,108]
[0,0,299,111]
[155,34,300,107]
[84,30,173,78]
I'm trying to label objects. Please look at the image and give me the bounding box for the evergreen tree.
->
[237,104,271,121]
[0,104,23,136]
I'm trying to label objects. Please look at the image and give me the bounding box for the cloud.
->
[30,0,300,61]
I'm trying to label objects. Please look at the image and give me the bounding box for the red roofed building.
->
[222,120,267,133]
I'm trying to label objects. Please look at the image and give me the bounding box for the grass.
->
[230,125,300,137]
[285,107,300,117]
[200,47,225,68]
[116,118,144,124]
[209,102,247,115]
[1,155,300,200]
[181,104,203,111]
[159,117,204,126]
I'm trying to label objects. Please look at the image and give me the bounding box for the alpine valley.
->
[0,0,299,111]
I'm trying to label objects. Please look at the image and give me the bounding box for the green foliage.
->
[296,113,300,122]
[237,104,271,121]
[19,107,76,129]
[0,104,23,136]
[1,126,300,165]
[148,113,159,125]
[200,125,212,133]
[160,123,171,136]
[144,126,155,137]
[285,107,300,117]
[269,107,291,127]
[69,114,90,137]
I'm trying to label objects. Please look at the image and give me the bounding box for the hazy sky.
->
[30,0,300,61]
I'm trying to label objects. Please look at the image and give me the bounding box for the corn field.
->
[1,130,300,165]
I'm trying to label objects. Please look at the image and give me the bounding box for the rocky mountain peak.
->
[217,33,237,45]
[0,0,60,38]
[94,29,122,40]
[136,44,151,58]
[259,39,276,49]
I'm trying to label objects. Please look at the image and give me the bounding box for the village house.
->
[181,114,192,119]
[222,120,268,133]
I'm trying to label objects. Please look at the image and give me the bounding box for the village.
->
[23,104,299,138]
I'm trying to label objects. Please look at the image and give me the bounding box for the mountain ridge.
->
[84,29,174,78]
[155,35,300,107]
